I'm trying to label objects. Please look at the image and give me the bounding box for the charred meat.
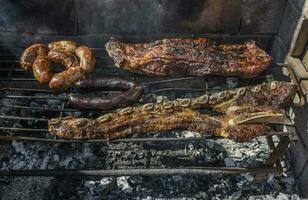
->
[105,38,272,78]
[48,106,290,142]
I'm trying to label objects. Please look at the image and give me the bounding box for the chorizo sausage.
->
[48,50,79,69]
[49,66,84,90]
[32,55,54,84]
[20,44,49,70]
[68,78,143,110]
[75,45,96,72]
[48,41,77,53]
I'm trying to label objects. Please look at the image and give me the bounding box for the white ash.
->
[117,176,133,194]
[224,157,236,167]
[156,95,169,103]
[0,131,300,199]
[83,177,115,199]
[0,84,300,199]
[180,130,201,138]
[226,77,239,88]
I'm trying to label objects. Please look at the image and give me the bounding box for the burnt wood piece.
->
[105,38,272,78]
[48,106,289,142]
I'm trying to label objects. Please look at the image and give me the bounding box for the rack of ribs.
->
[48,106,291,142]
[105,38,272,78]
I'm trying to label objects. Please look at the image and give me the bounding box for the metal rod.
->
[0,68,24,72]
[151,87,214,93]
[0,78,37,81]
[0,127,47,132]
[0,131,293,143]
[142,77,203,85]
[1,88,125,94]
[0,60,18,63]
[0,77,203,83]
[0,167,280,177]
[0,136,212,143]
[2,105,80,112]
[0,116,49,121]
[0,95,66,100]
[2,88,57,93]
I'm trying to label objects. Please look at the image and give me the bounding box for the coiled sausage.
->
[20,44,49,70]
[75,46,96,72]
[48,50,79,69]
[48,41,77,53]
[49,66,84,90]
[32,55,54,84]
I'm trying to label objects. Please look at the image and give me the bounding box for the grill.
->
[0,36,304,178]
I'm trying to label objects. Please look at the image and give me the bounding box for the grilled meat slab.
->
[48,106,289,142]
[105,38,272,78]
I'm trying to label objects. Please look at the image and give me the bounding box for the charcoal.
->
[224,157,236,167]
[0,69,299,199]
[117,176,133,194]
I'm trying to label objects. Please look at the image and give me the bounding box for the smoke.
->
[0,0,78,55]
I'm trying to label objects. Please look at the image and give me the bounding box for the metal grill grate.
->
[0,41,301,177]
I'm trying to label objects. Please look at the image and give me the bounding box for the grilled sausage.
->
[20,44,49,70]
[32,55,54,84]
[48,41,77,53]
[75,46,96,72]
[68,78,143,110]
[48,50,79,69]
[49,66,84,90]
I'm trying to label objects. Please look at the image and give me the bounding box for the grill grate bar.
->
[151,87,211,93]
[0,66,115,72]
[2,88,58,93]
[0,89,209,100]
[1,105,81,112]
[0,60,19,63]
[0,68,24,72]
[0,115,49,121]
[0,76,201,83]
[0,167,280,177]
[0,78,38,81]
[141,77,203,85]
[0,94,67,100]
[0,131,293,143]
[0,127,48,132]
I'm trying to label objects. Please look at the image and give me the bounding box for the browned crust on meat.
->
[48,107,277,142]
[47,50,79,69]
[105,38,272,78]
[49,66,84,90]
[32,55,54,84]
[20,41,96,90]
[48,41,77,53]
[75,45,96,72]
[20,44,49,70]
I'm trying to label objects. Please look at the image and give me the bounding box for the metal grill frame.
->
[0,41,303,178]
